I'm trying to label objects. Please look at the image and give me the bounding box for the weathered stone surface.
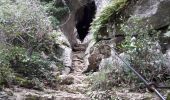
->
[62,66,72,75]
[61,46,72,67]
[132,0,170,29]
[83,42,102,73]
[94,0,112,15]
[60,0,95,47]
[84,40,115,72]
[5,88,90,100]
[55,31,72,67]
[164,48,170,71]
[60,14,78,48]
[0,91,9,100]
[84,40,96,71]
[99,47,125,72]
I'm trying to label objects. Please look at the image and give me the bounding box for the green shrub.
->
[14,76,44,90]
[90,62,139,91]
[0,0,62,88]
[90,0,127,41]
[0,64,14,87]
[0,45,58,88]
[91,17,170,92]
[43,0,69,28]
[120,16,169,83]
[1,46,53,79]
[0,0,51,47]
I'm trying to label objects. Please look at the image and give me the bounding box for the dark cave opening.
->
[76,1,96,41]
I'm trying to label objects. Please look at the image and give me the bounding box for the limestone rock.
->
[94,0,112,15]
[132,0,170,29]
[84,40,115,72]
[53,31,73,73]
[62,66,72,75]
[164,48,170,71]
[99,48,124,72]
[61,46,72,68]
[0,91,8,100]
[60,0,95,47]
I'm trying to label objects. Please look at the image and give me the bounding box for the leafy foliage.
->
[0,46,53,78]
[0,0,51,48]
[0,0,62,88]
[90,17,170,93]
[90,0,127,41]
[43,0,69,28]
[0,64,14,87]
[90,62,139,91]
[120,17,169,84]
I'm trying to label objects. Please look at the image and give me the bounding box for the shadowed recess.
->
[76,1,96,41]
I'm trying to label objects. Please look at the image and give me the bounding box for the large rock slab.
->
[83,40,114,72]
[132,0,170,29]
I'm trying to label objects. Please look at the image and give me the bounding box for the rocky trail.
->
[57,43,90,100]
[0,44,167,100]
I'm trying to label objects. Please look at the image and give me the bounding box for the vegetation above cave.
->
[90,0,127,41]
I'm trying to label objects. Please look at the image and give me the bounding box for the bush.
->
[0,45,59,88]
[120,17,169,84]
[1,46,53,79]
[0,0,51,47]
[0,64,14,87]
[90,62,139,91]
[43,0,69,28]
[91,17,170,92]
[0,0,63,89]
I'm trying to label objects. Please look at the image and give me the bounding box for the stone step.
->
[72,44,87,52]
[72,58,84,61]
[4,88,90,100]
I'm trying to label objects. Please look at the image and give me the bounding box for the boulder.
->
[132,0,170,29]
[99,48,127,72]
[94,0,112,15]
[84,40,115,72]
[50,30,73,74]
[57,33,73,74]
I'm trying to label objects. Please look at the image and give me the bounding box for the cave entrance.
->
[76,1,96,42]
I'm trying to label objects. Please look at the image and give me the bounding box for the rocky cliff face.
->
[59,0,170,76]
[59,0,112,47]
[82,0,170,72]
[2,0,170,99]
[132,0,170,29]
[60,0,95,48]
